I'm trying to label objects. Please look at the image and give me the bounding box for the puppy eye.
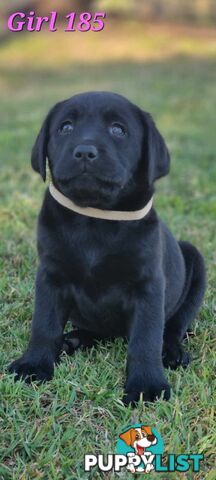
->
[59,121,74,135]
[110,123,126,137]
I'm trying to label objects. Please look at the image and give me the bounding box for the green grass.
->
[0,22,216,479]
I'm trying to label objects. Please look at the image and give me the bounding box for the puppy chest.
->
[70,282,132,335]
[67,252,140,335]
[73,248,143,288]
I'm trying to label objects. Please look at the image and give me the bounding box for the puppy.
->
[120,425,157,473]
[9,92,206,405]
[120,426,157,453]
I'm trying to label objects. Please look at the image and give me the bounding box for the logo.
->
[84,423,204,474]
[116,424,163,474]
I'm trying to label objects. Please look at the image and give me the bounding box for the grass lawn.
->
[0,22,215,479]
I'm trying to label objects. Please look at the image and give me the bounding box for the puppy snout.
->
[147,434,155,442]
[73,144,98,162]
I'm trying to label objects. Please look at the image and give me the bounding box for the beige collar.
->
[49,182,153,221]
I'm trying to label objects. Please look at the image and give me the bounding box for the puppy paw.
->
[122,390,140,408]
[163,342,190,370]
[63,332,81,355]
[123,381,171,407]
[63,329,96,355]
[8,354,54,383]
[146,464,154,473]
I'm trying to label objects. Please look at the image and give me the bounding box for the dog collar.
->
[49,182,153,221]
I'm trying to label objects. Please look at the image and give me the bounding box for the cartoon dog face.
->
[119,425,157,456]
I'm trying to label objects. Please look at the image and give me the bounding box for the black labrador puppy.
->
[9,92,206,405]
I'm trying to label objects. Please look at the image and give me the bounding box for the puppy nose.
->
[147,435,155,442]
[73,144,98,162]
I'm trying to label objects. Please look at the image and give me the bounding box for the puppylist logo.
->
[84,423,204,474]
[117,424,163,474]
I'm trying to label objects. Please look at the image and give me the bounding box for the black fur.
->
[9,92,206,405]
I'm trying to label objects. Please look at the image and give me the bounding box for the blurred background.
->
[1,0,216,26]
[0,0,215,228]
[0,1,215,478]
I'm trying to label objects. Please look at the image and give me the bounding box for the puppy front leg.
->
[9,266,68,382]
[123,277,170,406]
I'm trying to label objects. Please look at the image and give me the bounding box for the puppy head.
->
[32,91,170,209]
[119,425,157,454]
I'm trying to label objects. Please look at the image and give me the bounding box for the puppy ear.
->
[31,103,59,181]
[142,112,170,185]
[119,429,132,446]
[141,426,152,436]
